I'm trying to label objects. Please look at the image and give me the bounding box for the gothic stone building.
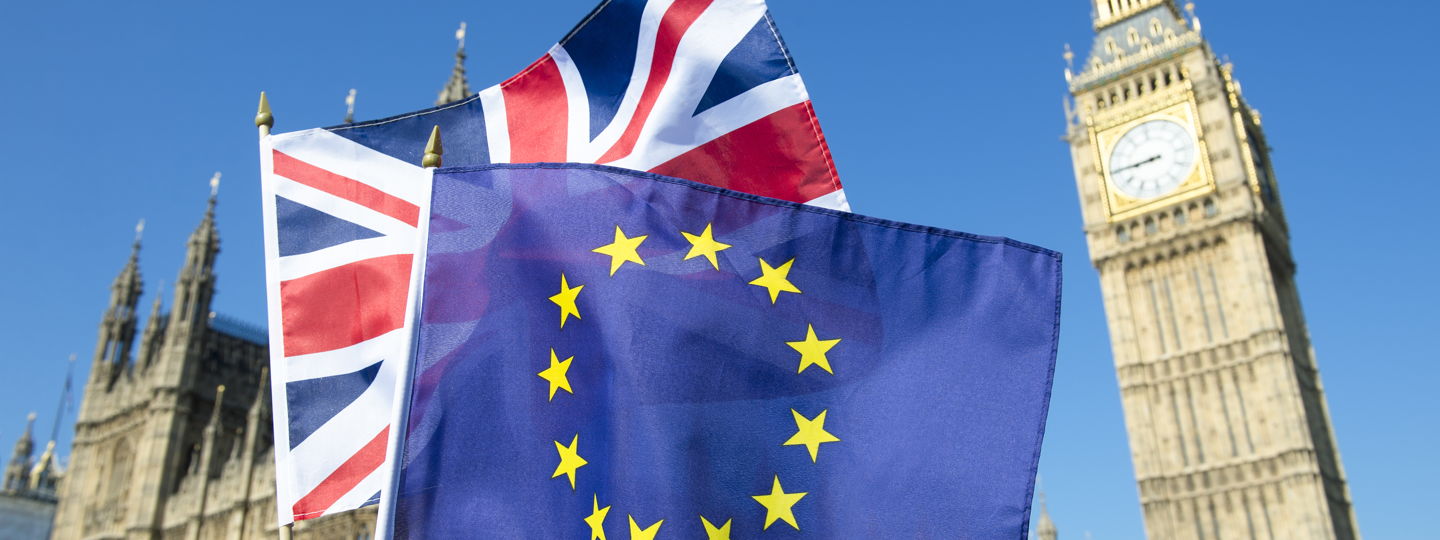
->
[48,195,378,540]
[46,36,480,540]
[1063,1,1358,538]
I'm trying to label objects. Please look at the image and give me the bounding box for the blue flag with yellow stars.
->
[392,163,1062,539]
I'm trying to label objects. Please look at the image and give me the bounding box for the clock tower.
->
[1062,2,1360,539]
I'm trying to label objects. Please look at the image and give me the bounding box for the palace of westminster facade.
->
[1,1,1358,539]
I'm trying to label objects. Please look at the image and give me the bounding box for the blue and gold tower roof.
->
[1071,0,1199,92]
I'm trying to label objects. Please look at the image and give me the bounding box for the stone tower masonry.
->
[1062,1,1359,538]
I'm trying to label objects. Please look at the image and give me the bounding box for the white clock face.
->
[1107,119,1198,200]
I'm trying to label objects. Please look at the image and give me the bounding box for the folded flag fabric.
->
[391,163,1062,539]
[328,0,847,210]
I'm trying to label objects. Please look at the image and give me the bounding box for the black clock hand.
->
[1113,154,1163,173]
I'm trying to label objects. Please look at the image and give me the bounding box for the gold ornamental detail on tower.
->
[1070,33,1199,92]
[1087,79,1189,132]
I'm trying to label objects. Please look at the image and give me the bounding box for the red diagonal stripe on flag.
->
[291,426,389,520]
[280,254,412,357]
[273,149,421,227]
[597,0,714,164]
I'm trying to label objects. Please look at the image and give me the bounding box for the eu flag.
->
[394,163,1062,539]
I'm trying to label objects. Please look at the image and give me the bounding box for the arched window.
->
[1145,219,1157,235]
[1118,226,1131,243]
[106,439,133,504]
[1203,198,1218,217]
[1150,18,1163,37]
[1174,209,1187,226]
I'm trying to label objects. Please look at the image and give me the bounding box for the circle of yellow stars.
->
[538,222,844,538]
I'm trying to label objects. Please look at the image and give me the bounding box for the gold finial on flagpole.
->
[422,126,443,168]
[256,92,274,138]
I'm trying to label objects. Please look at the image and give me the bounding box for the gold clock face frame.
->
[1091,100,1215,221]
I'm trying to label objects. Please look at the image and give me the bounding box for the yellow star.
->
[549,274,584,329]
[751,475,806,530]
[783,409,841,462]
[748,257,801,304]
[699,516,732,540]
[681,223,732,270]
[537,349,574,401]
[585,494,610,540]
[786,324,840,375]
[628,515,663,540]
[552,434,588,490]
[592,226,647,276]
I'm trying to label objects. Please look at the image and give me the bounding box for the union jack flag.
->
[260,130,431,523]
[328,0,846,209]
[260,0,844,525]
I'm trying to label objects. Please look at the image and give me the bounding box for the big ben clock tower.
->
[1062,1,1361,539]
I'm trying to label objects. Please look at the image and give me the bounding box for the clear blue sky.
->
[1,0,1434,537]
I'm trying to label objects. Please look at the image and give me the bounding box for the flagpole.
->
[374,126,441,540]
[256,90,291,540]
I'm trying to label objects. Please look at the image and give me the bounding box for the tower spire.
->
[136,281,166,367]
[1036,484,1057,540]
[170,178,221,343]
[344,89,357,123]
[436,22,472,106]
[3,413,36,493]
[93,222,144,369]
